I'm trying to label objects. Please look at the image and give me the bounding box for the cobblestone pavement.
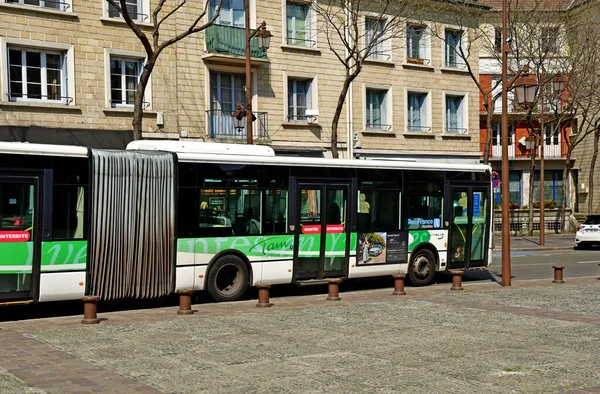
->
[0,277,599,394]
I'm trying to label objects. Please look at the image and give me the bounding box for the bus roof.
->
[128,141,489,173]
[127,140,276,157]
[0,141,88,158]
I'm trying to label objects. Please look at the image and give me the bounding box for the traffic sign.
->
[492,171,500,189]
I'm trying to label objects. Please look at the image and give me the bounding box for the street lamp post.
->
[242,1,272,144]
[501,0,511,286]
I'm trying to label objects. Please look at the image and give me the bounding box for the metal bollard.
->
[177,289,195,315]
[326,278,342,301]
[450,270,464,291]
[392,274,407,295]
[552,265,565,284]
[81,295,101,324]
[256,284,272,307]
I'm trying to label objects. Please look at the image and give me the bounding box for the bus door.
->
[292,182,350,281]
[448,185,489,269]
[0,175,42,302]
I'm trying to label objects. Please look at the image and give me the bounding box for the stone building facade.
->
[0,0,486,162]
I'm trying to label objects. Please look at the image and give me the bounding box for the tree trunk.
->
[589,128,599,215]
[132,60,155,141]
[482,103,494,165]
[331,68,360,159]
[528,139,537,235]
[560,152,572,232]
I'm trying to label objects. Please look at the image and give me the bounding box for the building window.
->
[494,27,502,53]
[286,2,313,47]
[288,78,312,121]
[210,0,245,27]
[365,18,388,60]
[365,88,388,130]
[541,26,559,54]
[110,56,143,108]
[406,24,427,63]
[491,122,514,145]
[544,122,560,145]
[445,95,466,134]
[533,170,564,204]
[407,92,429,132]
[8,47,67,103]
[6,0,70,11]
[445,29,463,68]
[108,0,146,21]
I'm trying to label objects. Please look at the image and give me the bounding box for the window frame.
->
[443,27,465,69]
[104,49,151,110]
[405,88,431,133]
[443,92,468,134]
[0,38,75,106]
[104,0,150,22]
[405,22,430,65]
[4,0,72,12]
[285,0,314,47]
[284,72,318,123]
[364,16,390,61]
[541,25,560,55]
[364,84,392,131]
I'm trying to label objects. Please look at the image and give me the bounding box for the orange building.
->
[478,73,576,224]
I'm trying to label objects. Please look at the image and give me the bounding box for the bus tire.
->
[206,255,250,302]
[408,249,436,286]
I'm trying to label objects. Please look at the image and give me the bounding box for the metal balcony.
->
[207,109,269,141]
[205,25,267,59]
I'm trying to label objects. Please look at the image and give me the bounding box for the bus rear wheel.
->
[408,249,436,286]
[206,255,250,302]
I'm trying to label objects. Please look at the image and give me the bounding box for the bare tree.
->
[313,0,409,158]
[105,0,222,140]
[551,7,600,229]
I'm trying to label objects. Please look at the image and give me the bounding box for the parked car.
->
[575,215,600,249]
[368,244,383,256]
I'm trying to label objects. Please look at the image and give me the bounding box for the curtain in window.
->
[407,27,424,59]
[408,94,425,129]
[288,79,309,120]
[366,19,384,58]
[286,4,309,45]
[445,30,461,66]
[367,90,386,127]
[446,96,463,132]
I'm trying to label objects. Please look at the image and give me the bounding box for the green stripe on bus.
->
[0,241,87,274]
[41,241,87,268]
[178,233,358,258]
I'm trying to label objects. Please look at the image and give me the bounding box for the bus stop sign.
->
[492,171,500,189]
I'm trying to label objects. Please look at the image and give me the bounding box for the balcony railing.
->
[207,109,269,140]
[407,125,431,132]
[491,142,515,158]
[205,25,267,58]
[493,96,515,113]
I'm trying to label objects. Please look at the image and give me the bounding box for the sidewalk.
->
[0,276,598,394]
[493,233,575,252]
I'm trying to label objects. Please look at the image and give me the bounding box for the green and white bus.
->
[0,140,492,305]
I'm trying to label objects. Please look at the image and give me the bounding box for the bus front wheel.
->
[206,255,250,302]
[408,249,436,286]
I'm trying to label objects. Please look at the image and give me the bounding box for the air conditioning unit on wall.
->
[305,109,319,124]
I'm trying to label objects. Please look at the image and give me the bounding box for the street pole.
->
[245,0,253,145]
[539,75,545,246]
[501,0,512,286]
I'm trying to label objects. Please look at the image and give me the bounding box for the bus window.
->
[52,186,85,240]
[402,194,443,229]
[199,189,261,236]
[357,190,399,231]
[264,190,287,234]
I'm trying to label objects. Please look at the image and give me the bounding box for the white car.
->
[575,215,600,249]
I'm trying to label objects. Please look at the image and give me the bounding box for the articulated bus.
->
[0,140,492,305]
